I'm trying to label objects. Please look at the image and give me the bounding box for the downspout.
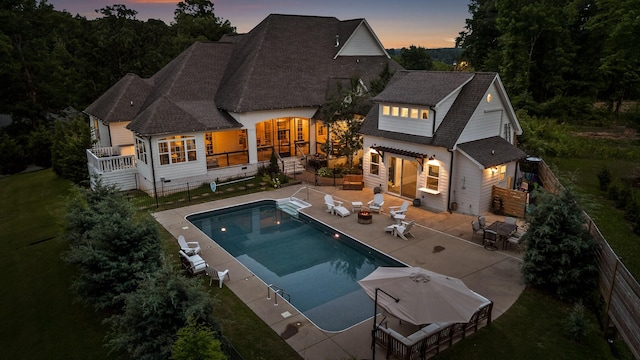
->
[447,148,454,213]
[147,136,159,207]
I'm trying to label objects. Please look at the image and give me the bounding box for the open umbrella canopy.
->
[358,267,489,325]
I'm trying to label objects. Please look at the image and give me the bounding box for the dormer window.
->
[410,109,419,118]
[421,110,429,119]
[382,105,390,115]
[401,107,409,117]
[391,107,399,116]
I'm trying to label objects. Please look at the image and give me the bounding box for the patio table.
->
[486,221,517,250]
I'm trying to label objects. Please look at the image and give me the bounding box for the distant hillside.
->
[387,48,463,66]
[427,48,463,65]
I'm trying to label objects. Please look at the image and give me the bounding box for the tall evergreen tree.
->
[521,188,599,301]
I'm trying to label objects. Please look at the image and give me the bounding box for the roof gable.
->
[215,14,402,113]
[84,74,152,123]
[335,19,389,58]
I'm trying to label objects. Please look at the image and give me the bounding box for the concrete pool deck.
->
[153,184,525,360]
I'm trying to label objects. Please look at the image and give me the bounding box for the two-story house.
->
[359,71,526,215]
[84,14,403,195]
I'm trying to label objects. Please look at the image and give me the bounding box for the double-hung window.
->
[158,136,197,165]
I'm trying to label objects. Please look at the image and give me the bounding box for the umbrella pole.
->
[372,288,399,360]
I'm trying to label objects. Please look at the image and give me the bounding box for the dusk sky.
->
[48,0,471,49]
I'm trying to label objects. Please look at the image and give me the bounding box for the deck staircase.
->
[282,157,305,176]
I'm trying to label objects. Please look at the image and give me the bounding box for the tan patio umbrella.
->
[358,266,488,325]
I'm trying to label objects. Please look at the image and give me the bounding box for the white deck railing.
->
[86,148,136,173]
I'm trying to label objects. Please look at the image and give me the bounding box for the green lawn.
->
[0,170,108,359]
[548,157,640,278]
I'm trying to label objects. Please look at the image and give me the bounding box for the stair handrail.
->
[267,284,291,306]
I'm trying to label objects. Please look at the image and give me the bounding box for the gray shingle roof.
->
[360,71,500,149]
[84,73,152,123]
[85,14,402,136]
[372,71,474,106]
[215,14,402,112]
[457,136,527,168]
[432,72,497,148]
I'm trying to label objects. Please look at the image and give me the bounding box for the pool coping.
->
[153,184,525,359]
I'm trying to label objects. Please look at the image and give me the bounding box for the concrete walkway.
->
[153,183,525,360]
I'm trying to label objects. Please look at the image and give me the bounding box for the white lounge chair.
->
[178,250,207,275]
[393,220,415,240]
[367,193,385,213]
[389,201,409,221]
[324,194,350,217]
[205,265,230,288]
[178,235,201,255]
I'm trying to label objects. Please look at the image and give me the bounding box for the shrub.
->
[521,188,599,301]
[0,132,29,174]
[105,263,217,360]
[171,317,227,360]
[565,302,587,342]
[596,167,611,191]
[317,167,333,177]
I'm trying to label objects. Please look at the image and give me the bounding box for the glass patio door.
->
[388,156,418,198]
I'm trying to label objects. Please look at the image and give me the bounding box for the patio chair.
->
[504,217,517,226]
[482,229,498,250]
[471,220,484,241]
[389,201,409,221]
[506,235,522,252]
[324,194,350,217]
[177,235,201,255]
[393,220,415,241]
[367,193,385,213]
[477,216,487,230]
[178,250,207,275]
[205,265,230,288]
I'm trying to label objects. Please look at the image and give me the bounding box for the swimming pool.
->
[186,200,405,332]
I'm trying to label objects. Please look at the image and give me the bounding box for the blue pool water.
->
[186,200,404,332]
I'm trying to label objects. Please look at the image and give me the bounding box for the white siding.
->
[363,137,387,189]
[97,120,110,147]
[151,132,207,183]
[378,104,432,136]
[338,23,386,56]
[90,168,137,191]
[457,82,511,144]
[109,121,133,147]
[451,154,483,215]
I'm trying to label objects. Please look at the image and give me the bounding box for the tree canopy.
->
[457,0,640,111]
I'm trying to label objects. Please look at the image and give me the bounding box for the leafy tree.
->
[521,188,599,301]
[172,317,227,360]
[51,115,92,184]
[105,263,217,360]
[320,78,369,168]
[63,182,163,311]
[396,45,432,70]
[587,0,640,113]
[456,0,501,71]
[27,124,53,168]
[173,0,235,49]
[369,62,394,96]
[0,131,29,174]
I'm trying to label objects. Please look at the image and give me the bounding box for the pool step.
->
[276,197,311,218]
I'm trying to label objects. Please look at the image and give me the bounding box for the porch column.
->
[247,127,258,164]
[309,119,317,155]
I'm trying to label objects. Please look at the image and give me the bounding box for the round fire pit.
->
[357,210,373,224]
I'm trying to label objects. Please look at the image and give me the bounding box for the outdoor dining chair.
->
[482,229,498,250]
[471,220,484,241]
